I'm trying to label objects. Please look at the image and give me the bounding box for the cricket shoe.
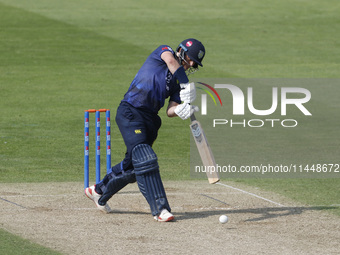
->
[85,185,112,213]
[154,209,174,222]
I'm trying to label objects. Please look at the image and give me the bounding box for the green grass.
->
[0,0,339,253]
[0,229,61,255]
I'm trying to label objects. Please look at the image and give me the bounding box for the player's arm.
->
[161,51,189,84]
[161,51,181,75]
[162,51,196,104]
[166,101,180,117]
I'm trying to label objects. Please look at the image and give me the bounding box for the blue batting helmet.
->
[177,38,205,67]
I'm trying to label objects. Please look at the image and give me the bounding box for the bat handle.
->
[190,113,196,121]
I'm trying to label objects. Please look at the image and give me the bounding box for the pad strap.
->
[98,169,136,205]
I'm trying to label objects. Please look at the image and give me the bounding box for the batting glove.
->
[180,82,196,103]
[174,103,199,120]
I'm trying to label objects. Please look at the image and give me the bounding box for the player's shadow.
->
[106,191,337,222]
[174,205,337,222]
[108,210,150,215]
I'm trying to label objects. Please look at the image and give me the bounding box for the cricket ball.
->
[219,215,228,224]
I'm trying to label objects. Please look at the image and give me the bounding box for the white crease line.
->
[1,184,286,208]
[216,182,285,207]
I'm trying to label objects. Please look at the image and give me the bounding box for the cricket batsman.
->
[85,38,205,222]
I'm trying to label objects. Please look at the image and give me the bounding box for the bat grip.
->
[190,113,196,121]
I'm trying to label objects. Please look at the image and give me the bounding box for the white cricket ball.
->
[219,215,228,224]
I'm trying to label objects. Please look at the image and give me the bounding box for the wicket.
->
[84,109,111,189]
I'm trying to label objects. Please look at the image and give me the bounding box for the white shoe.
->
[154,209,174,222]
[85,185,112,213]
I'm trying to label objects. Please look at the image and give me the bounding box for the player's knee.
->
[132,144,158,175]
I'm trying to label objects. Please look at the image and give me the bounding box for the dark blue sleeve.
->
[170,91,181,104]
[169,79,181,104]
[174,66,189,84]
[157,45,175,57]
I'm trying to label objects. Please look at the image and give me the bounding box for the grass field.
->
[0,0,339,254]
[0,229,62,255]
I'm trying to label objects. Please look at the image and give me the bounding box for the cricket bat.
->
[190,113,220,184]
